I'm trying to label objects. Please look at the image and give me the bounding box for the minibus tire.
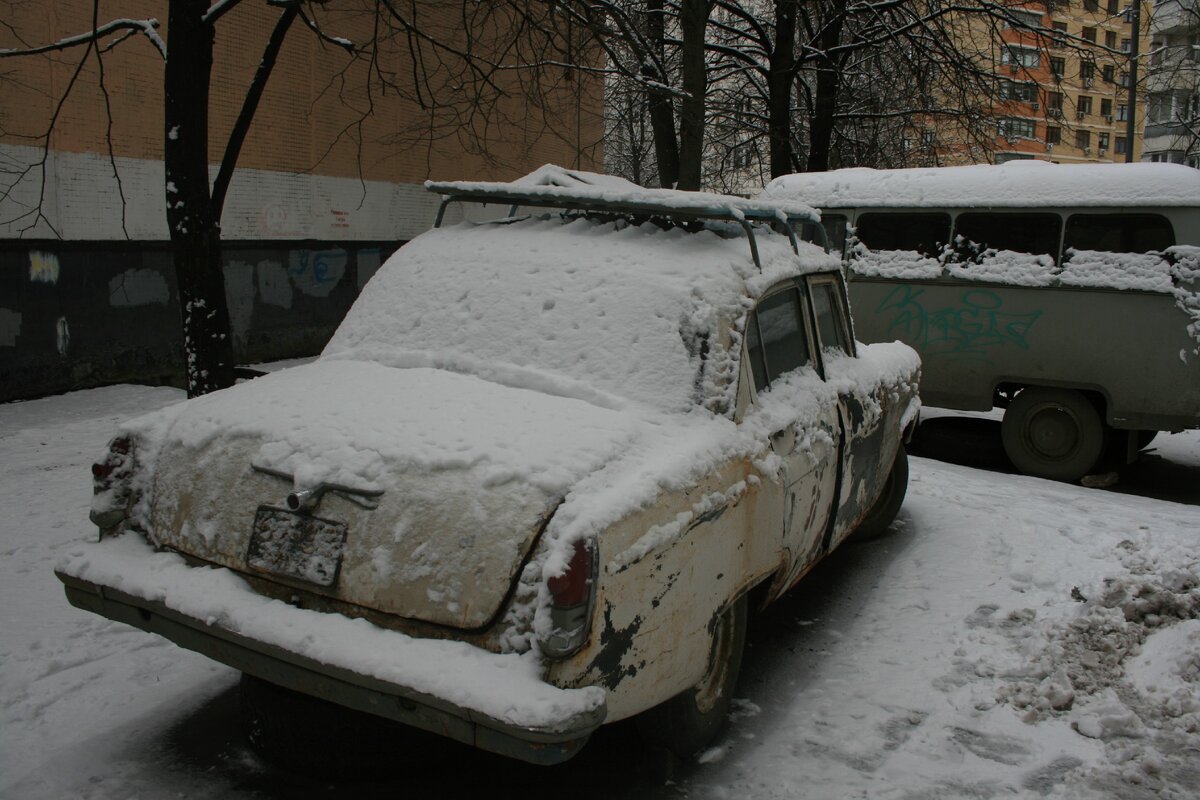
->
[1001,388,1104,482]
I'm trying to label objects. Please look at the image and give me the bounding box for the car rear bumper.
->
[55,536,606,765]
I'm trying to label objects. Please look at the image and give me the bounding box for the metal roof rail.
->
[427,182,825,271]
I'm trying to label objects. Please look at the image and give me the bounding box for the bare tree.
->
[1,0,600,396]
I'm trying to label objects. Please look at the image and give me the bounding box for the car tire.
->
[1001,388,1105,482]
[636,595,748,759]
[239,673,413,779]
[854,444,909,541]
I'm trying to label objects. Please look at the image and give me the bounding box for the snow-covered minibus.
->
[763,162,1200,482]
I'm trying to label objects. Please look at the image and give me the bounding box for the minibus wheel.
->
[1001,388,1104,482]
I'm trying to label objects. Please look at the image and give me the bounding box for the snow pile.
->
[56,535,605,731]
[847,246,944,280]
[1060,250,1176,292]
[946,248,1058,287]
[966,535,1200,796]
[763,162,1200,209]
[325,215,837,413]
[1167,245,1200,354]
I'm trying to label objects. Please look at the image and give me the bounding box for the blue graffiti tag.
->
[876,286,1042,359]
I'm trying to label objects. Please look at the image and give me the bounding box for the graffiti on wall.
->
[876,285,1042,359]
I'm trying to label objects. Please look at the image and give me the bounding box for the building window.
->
[1051,57,1066,77]
[1107,0,1119,11]
[1101,98,1113,116]
[1002,45,1041,68]
[1047,126,1062,144]
[1006,9,1044,28]
[1115,136,1127,154]
[1099,132,1110,149]
[1000,80,1039,102]
[1083,0,1098,11]
[996,153,1036,164]
[1121,38,1131,52]
[1051,21,1068,47]
[1117,103,1129,120]
[1078,95,1093,115]
[1105,30,1117,48]
[1119,70,1130,87]
[1076,130,1092,149]
[1082,26,1097,42]
[921,129,936,147]
[1081,62,1095,83]
[1102,64,1115,82]
[999,117,1038,139]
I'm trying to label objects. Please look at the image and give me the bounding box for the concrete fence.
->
[0,239,399,402]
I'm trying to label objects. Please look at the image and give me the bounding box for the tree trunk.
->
[676,0,711,190]
[164,0,235,397]
[768,0,797,178]
[806,13,845,173]
[644,0,680,188]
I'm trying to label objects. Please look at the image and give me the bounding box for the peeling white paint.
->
[29,251,60,284]
[0,308,22,347]
[108,268,170,307]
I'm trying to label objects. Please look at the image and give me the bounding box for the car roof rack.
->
[425,166,825,270]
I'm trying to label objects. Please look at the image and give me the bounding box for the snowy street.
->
[1,382,1198,799]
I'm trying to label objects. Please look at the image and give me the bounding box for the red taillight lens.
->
[92,435,134,487]
[548,539,594,608]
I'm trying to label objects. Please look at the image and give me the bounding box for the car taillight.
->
[90,435,136,536]
[92,435,133,487]
[542,539,596,658]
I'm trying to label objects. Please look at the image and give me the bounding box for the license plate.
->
[247,506,348,588]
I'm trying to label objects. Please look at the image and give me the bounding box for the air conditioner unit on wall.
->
[1032,102,1041,109]
[1050,108,1064,118]
[1077,111,1087,119]
[1099,147,1108,155]
[1083,78,1094,88]
[1105,114,1114,123]
[1084,146,1092,155]
[1010,64,1020,74]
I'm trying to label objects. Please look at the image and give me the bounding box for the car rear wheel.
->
[636,595,747,759]
[1001,388,1104,482]
[854,444,909,541]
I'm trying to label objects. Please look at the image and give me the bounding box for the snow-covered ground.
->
[1,381,1197,799]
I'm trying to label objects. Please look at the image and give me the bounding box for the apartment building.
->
[0,2,602,400]
[919,1,1152,164]
[1143,0,1200,165]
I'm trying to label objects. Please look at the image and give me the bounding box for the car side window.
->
[809,278,852,356]
[745,286,812,394]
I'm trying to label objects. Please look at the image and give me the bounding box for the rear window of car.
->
[1064,213,1175,253]
[855,212,950,257]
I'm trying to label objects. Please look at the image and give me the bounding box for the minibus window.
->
[1064,214,1175,253]
[953,213,1062,257]
[855,212,950,257]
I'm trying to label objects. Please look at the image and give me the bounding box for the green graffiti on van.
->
[876,286,1042,359]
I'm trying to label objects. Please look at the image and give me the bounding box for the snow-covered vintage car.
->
[56,167,920,766]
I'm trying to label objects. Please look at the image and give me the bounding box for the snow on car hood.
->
[124,359,644,629]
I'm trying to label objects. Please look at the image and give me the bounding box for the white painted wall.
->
[0,143,483,242]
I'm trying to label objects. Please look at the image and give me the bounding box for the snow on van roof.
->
[762,162,1200,209]
[427,164,822,224]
